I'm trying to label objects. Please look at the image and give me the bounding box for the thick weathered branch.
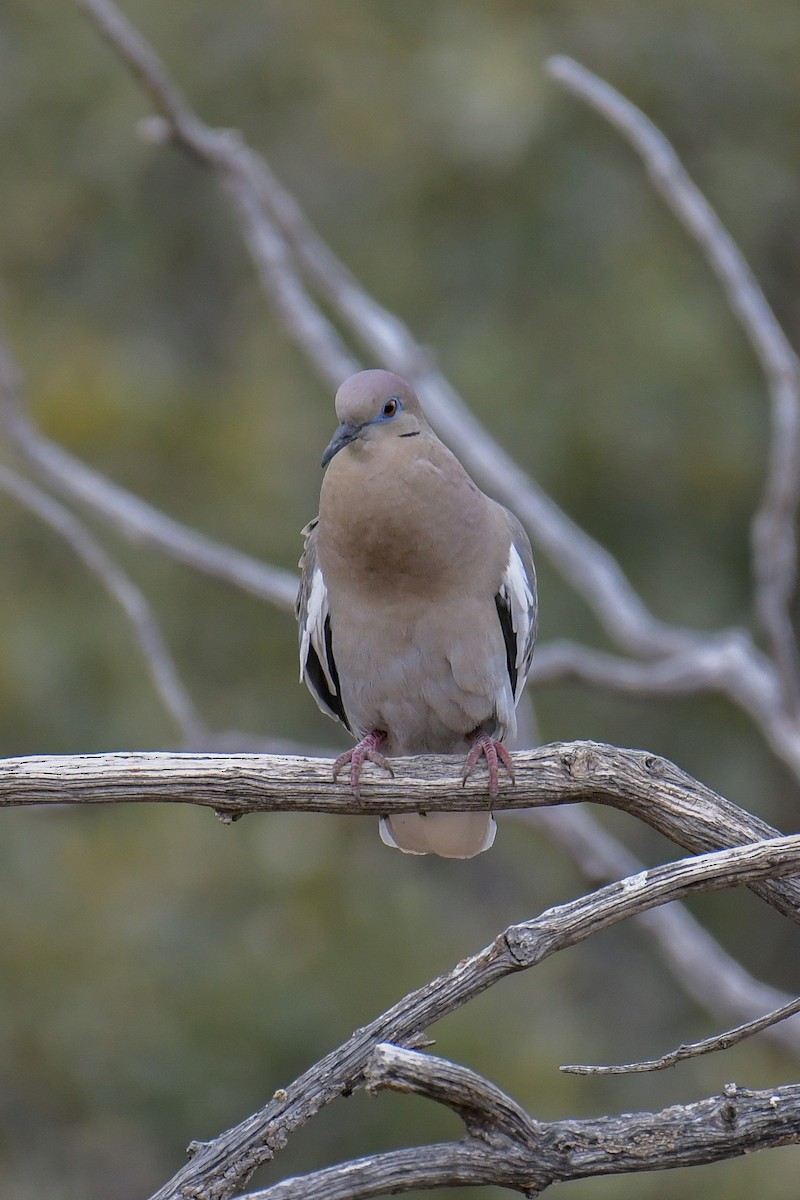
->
[238,1144,534,1200]
[238,1045,800,1200]
[143,836,800,1200]
[3,741,799,920]
[365,1043,540,1141]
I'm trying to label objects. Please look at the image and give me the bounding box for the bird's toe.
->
[333,730,393,798]
[462,733,515,799]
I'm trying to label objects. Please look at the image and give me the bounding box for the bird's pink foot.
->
[462,733,515,799]
[333,730,393,798]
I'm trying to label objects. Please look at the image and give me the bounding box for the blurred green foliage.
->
[1,2,799,1197]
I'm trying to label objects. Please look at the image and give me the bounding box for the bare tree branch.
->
[224,182,359,388]
[562,994,800,1076]
[0,465,205,743]
[365,1043,542,1139]
[238,1144,539,1200]
[2,742,800,922]
[530,638,752,695]
[239,1045,800,1200]
[547,54,800,712]
[510,696,800,1053]
[521,803,800,1053]
[140,834,800,1200]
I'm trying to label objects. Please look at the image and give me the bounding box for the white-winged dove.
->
[297,370,537,858]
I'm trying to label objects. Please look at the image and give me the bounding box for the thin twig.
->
[562,995,800,1075]
[0,466,205,743]
[75,0,357,389]
[547,54,800,712]
[530,638,756,695]
[226,182,358,388]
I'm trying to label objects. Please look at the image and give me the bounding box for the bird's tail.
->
[379,812,496,858]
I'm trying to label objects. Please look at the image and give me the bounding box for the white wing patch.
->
[499,541,537,704]
[299,565,336,692]
[297,519,348,727]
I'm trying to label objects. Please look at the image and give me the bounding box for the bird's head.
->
[321,370,427,468]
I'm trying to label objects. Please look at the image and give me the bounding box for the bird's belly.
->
[331,599,513,755]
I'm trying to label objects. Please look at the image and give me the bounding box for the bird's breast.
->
[317,447,491,595]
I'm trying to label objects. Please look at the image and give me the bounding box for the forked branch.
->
[237,1045,800,1200]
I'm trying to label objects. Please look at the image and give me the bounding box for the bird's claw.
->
[462,734,515,799]
[333,730,393,798]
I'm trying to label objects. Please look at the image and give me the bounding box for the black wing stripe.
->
[305,615,351,731]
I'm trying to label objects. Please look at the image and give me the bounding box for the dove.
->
[297,370,536,857]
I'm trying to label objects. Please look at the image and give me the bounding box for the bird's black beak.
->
[321,421,363,468]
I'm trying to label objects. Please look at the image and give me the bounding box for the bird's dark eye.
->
[382,397,399,418]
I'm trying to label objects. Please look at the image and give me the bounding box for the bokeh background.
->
[1,2,800,1197]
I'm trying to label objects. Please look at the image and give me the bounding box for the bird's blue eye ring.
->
[381,396,401,419]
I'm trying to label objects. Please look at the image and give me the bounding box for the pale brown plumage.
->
[297,370,537,857]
